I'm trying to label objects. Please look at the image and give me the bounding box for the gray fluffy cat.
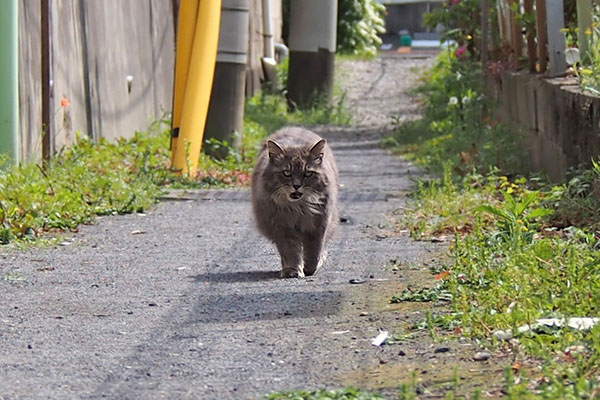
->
[251,127,338,278]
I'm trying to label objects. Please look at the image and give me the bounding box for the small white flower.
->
[565,47,581,65]
[462,96,471,105]
[448,96,459,106]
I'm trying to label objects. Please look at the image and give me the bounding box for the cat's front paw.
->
[280,267,305,279]
[304,251,326,276]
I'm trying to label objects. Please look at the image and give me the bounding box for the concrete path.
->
[0,54,500,400]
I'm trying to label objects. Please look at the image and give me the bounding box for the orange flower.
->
[61,97,70,108]
[435,270,450,280]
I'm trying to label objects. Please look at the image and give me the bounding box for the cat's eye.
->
[282,170,292,177]
[304,171,314,177]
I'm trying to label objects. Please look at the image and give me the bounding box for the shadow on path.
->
[185,290,343,324]
[192,270,279,283]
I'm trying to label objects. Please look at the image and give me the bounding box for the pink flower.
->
[450,0,460,5]
[455,45,467,59]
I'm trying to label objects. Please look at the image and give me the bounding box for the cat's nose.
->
[293,183,301,190]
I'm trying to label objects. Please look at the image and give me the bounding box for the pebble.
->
[359,312,369,317]
[434,346,450,354]
[474,351,491,361]
[349,278,366,284]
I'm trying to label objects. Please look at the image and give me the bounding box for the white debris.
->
[493,318,600,340]
[371,331,389,346]
[331,330,350,335]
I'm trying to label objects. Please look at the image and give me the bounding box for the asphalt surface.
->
[0,54,478,400]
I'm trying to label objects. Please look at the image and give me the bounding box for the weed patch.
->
[387,47,600,398]
[0,79,350,245]
[266,388,386,400]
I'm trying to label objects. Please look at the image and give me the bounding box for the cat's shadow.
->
[192,270,279,283]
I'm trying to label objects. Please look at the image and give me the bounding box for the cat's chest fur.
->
[271,196,327,232]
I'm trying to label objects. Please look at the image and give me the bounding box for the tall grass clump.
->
[387,44,600,399]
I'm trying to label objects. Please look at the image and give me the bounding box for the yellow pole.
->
[171,0,200,156]
[171,0,222,176]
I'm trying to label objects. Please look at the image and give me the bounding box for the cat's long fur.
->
[251,127,338,278]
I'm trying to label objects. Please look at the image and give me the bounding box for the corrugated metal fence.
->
[17,0,281,162]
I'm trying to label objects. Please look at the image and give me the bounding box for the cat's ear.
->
[267,140,284,161]
[309,139,327,165]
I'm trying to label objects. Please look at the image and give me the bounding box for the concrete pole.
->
[0,0,19,163]
[287,0,337,109]
[204,0,249,158]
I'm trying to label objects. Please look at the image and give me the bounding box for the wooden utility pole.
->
[287,0,337,109]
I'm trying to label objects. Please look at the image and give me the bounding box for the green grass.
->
[0,81,350,245]
[386,49,600,399]
[266,388,386,400]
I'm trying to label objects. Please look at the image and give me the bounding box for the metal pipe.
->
[274,42,288,62]
[0,0,19,163]
[262,0,274,59]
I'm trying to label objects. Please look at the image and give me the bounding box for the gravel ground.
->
[0,52,508,399]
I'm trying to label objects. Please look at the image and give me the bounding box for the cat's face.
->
[266,139,327,203]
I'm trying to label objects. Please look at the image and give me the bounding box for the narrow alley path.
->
[1,53,504,399]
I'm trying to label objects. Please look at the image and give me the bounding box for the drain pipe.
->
[287,0,337,109]
[274,42,288,62]
[0,0,19,163]
[261,0,278,86]
[204,0,249,158]
[262,0,274,59]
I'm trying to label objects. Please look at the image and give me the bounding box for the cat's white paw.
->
[280,267,305,279]
[304,251,327,276]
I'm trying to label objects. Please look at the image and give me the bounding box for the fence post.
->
[536,0,548,73]
[576,0,592,61]
[546,0,567,75]
[510,0,522,68]
[524,0,537,72]
[0,0,19,163]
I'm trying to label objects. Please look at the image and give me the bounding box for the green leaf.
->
[474,204,512,221]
